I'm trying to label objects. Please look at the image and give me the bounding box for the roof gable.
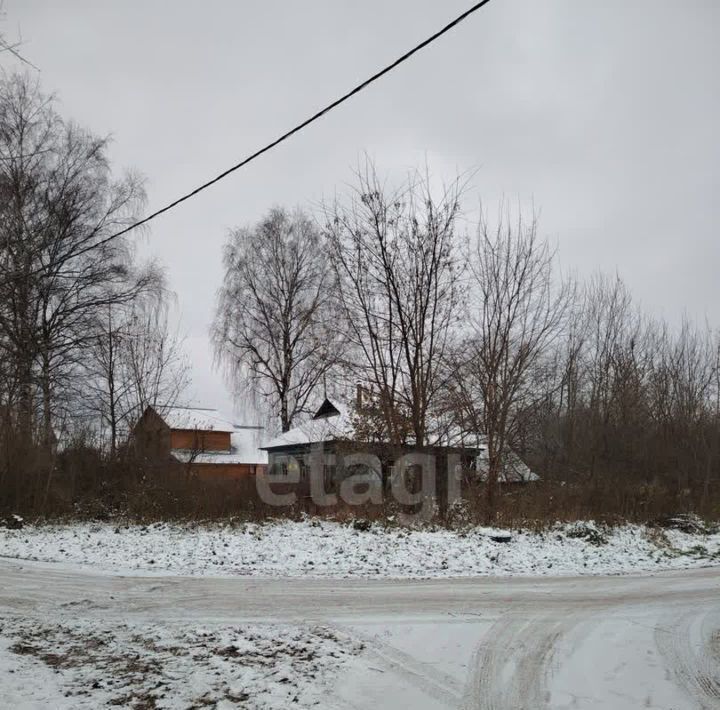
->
[313,398,341,420]
[262,400,353,449]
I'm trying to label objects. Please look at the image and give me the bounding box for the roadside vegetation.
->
[2,516,719,579]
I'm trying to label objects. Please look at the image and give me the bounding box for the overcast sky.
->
[4,0,719,423]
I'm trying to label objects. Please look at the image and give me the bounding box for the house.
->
[133,405,267,478]
[260,394,537,496]
[260,397,480,502]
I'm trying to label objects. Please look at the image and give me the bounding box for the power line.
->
[70,0,495,261]
[0,32,40,71]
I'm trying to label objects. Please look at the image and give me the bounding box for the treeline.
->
[531,275,720,518]
[0,73,187,513]
[215,163,720,521]
[1,68,717,522]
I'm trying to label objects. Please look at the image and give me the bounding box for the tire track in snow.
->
[461,611,575,710]
[655,609,720,709]
[347,627,464,707]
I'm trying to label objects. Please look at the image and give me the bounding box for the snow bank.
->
[0,519,718,579]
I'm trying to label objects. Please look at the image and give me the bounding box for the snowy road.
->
[1,559,719,708]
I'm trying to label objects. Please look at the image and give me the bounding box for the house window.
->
[268,454,301,480]
[269,460,289,477]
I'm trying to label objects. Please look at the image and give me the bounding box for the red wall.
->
[170,429,231,452]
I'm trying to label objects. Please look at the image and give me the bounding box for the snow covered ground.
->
[0,615,361,709]
[1,559,719,709]
[0,518,718,578]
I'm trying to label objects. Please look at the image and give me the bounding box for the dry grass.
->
[2,441,719,530]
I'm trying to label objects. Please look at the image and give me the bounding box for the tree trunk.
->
[41,353,53,451]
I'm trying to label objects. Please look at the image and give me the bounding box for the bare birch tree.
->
[213,207,336,432]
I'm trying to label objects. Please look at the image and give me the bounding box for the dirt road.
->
[1,559,718,708]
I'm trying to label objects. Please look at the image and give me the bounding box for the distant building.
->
[260,397,480,502]
[133,406,267,478]
[260,393,537,494]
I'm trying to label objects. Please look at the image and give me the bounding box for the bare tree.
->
[324,162,464,447]
[82,270,189,456]
[650,317,717,493]
[580,273,650,480]
[213,207,336,432]
[0,73,150,450]
[83,302,134,456]
[452,207,570,515]
[530,268,720,516]
[0,73,162,511]
[123,299,190,427]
